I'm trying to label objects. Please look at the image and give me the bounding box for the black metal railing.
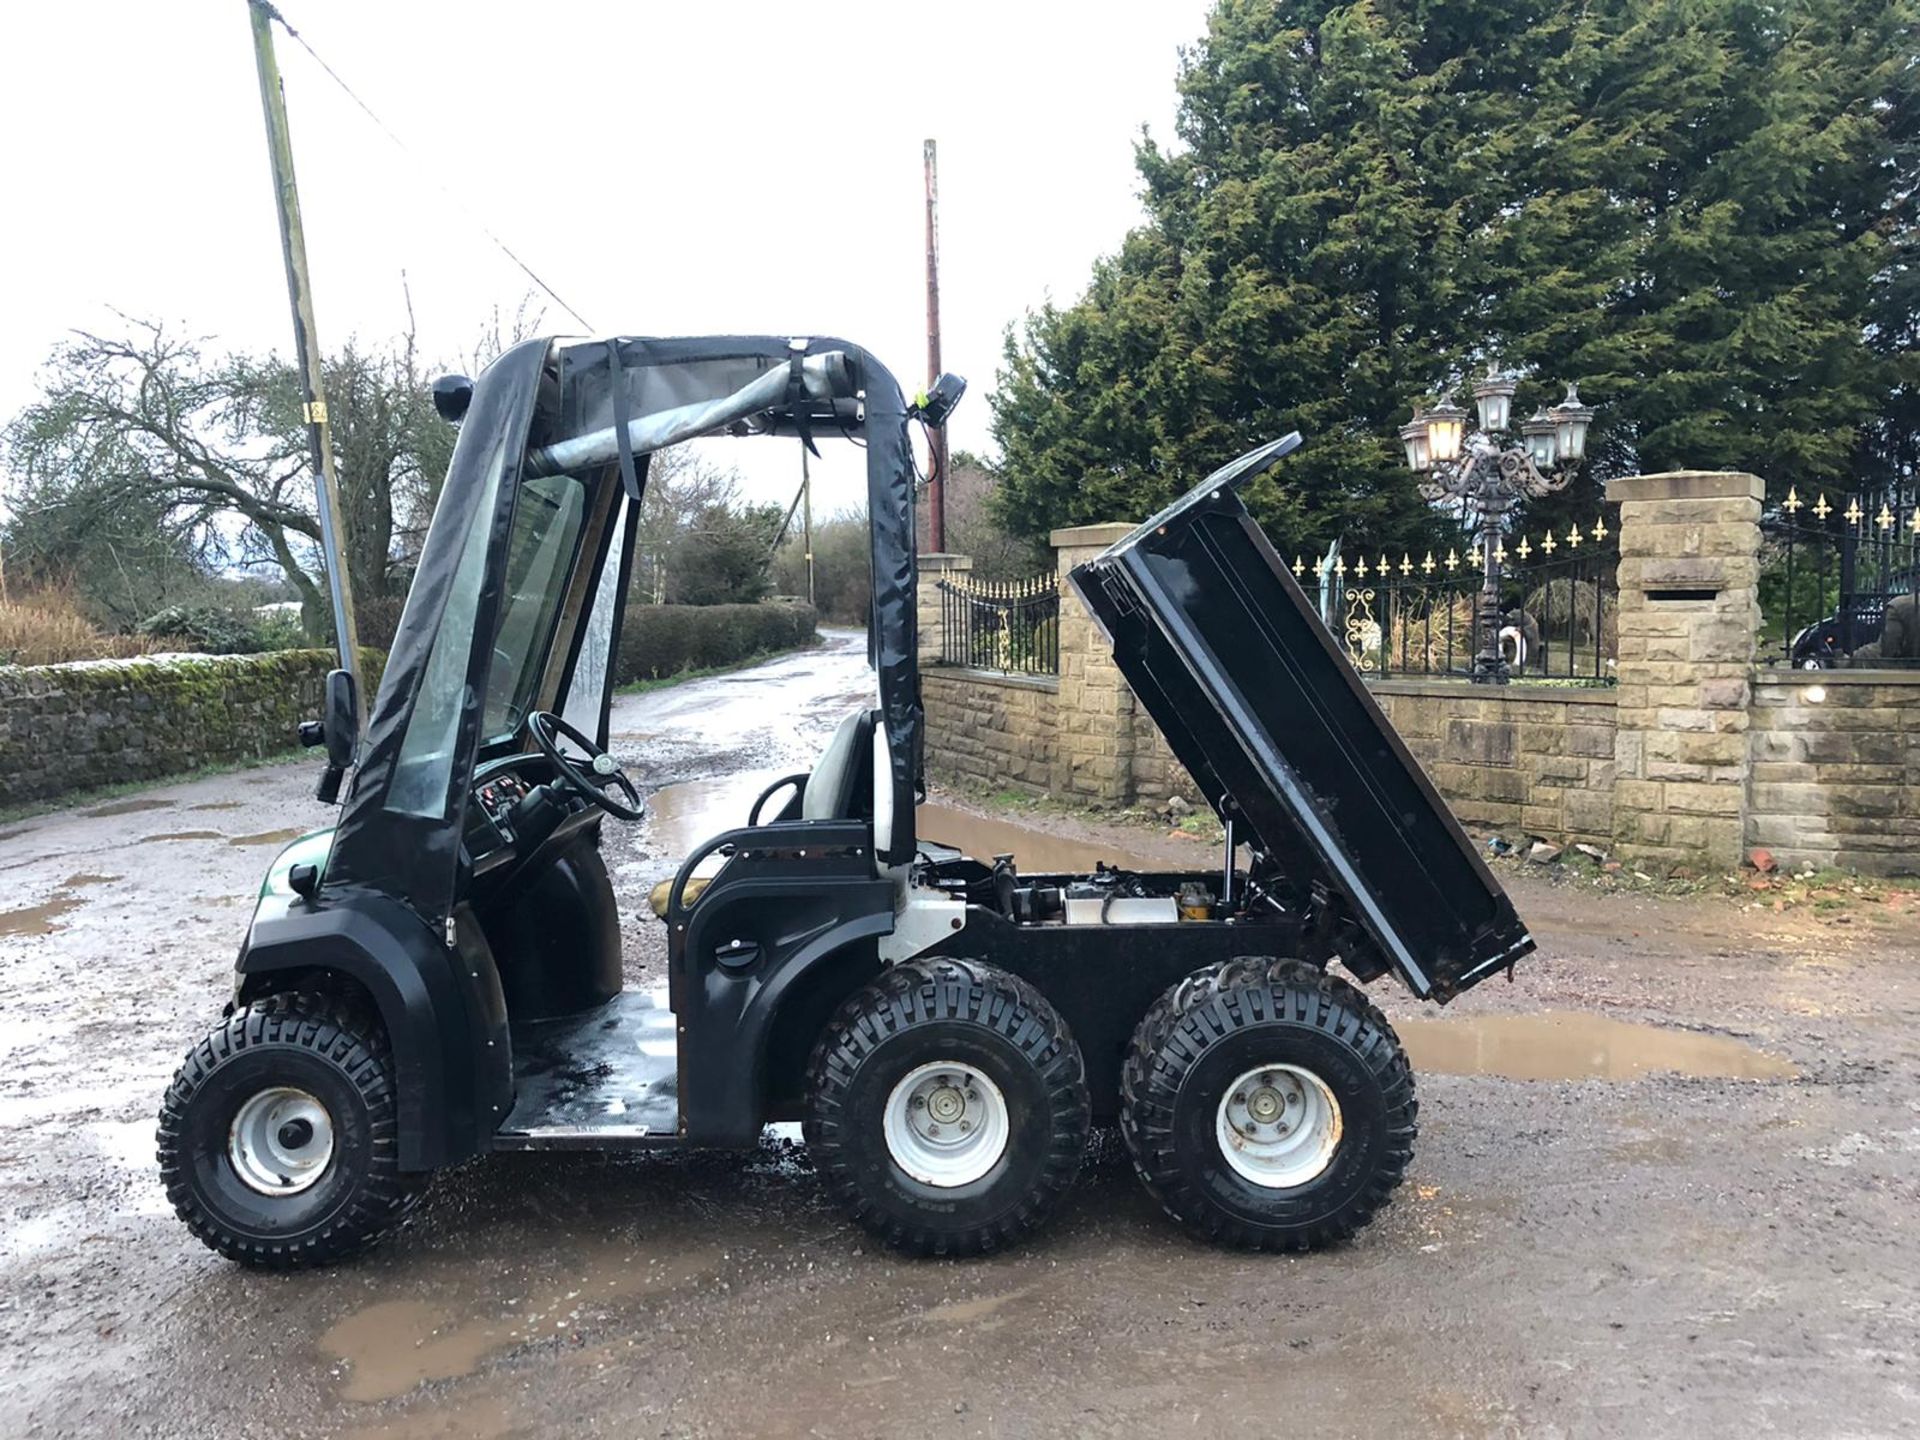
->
[936,574,1060,676]
[1762,486,1920,668]
[1289,516,1619,684]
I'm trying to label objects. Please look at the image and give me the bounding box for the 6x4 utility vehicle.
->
[158,334,1532,1267]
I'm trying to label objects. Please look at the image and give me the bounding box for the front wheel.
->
[804,959,1089,1257]
[157,994,423,1269]
[1120,959,1417,1251]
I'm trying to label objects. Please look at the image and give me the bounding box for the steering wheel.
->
[526,711,645,821]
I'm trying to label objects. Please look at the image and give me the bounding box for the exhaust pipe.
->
[525,351,855,478]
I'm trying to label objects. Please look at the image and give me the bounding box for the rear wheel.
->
[804,958,1089,1256]
[157,994,422,1269]
[1120,958,1416,1251]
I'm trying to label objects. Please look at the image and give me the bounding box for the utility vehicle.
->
[157,334,1533,1267]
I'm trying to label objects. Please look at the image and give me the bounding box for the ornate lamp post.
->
[1400,369,1595,683]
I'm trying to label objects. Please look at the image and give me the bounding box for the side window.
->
[561,496,627,737]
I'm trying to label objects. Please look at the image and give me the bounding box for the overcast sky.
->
[0,0,1213,518]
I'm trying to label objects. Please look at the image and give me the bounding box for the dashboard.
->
[459,754,607,891]
[462,759,551,876]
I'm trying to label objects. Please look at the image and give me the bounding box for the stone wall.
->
[1748,671,1920,875]
[921,669,1058,798]
[918,471,1920,875]
[1370,681,1617,846]
[0,649,380,808]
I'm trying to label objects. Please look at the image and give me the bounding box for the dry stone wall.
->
[0,649,380,808]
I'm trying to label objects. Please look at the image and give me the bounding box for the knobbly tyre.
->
[157,334,1533,1267]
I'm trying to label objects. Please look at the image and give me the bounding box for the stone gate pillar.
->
[1607,471,1764,873]
[1051,523,1139,804]
[916,552,972,668]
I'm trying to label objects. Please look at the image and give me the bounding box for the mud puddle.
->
[228,828,307,848]
[0,893,83,937]
[61,872,116,887]
[145,830,225,842]
[643,777,1167,876]
[81,797,174,817]
[1397,1010,1796,1081]
[644,769,790,857]
[916,803,1160,872]
[321,1245,726,1402]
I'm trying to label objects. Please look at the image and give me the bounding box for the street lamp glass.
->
[1399,410,1431,471]
[1472,370,1517,434]
[1522,409,1557,467]
[1426,399,1467,464]
[1551,382,1595,462]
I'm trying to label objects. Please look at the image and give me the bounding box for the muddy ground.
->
[1,627,1916,1438]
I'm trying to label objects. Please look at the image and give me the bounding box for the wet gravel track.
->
[2,626,1917,1437]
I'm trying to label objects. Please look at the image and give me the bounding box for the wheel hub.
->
[1216,1064,1342,1189]
[883,1062,1010,1187]
[229,1086,336,1196]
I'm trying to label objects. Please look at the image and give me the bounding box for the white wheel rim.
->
[882,1061,1010,1188]
[228,1086,336,1196]
[1215,1063,1342,1189]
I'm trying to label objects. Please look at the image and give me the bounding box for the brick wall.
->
[1747,672,1920,875]
[1370,681,1617,847]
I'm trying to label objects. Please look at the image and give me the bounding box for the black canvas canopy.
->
[327,335,923,928]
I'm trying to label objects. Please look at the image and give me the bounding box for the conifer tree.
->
[990,0,1918,550]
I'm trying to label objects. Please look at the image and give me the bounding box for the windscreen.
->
[483,471,590,739]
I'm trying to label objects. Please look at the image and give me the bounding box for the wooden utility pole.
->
[246,1,365,719]
[923,139,949,554]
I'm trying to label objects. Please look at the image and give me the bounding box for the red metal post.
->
[924,138,948,554]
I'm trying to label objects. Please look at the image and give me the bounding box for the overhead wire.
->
[256,1,597,334]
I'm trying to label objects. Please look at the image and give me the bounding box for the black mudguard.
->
[668,821,893,1146]
[236,885,511,1170]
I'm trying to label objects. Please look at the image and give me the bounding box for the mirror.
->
[324,669,359,767]
[315,668,359,803]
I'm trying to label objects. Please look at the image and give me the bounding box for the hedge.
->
[615,602,818,684]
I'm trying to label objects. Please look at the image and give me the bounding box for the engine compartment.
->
[915,852,1291,931]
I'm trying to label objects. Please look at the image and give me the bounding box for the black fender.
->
[670,820,892,1146]
[236,884,510,1171]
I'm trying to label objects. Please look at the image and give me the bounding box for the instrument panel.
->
[464,768,533,870]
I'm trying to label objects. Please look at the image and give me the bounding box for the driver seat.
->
[646,708,879,917]
[800,710,876,822]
